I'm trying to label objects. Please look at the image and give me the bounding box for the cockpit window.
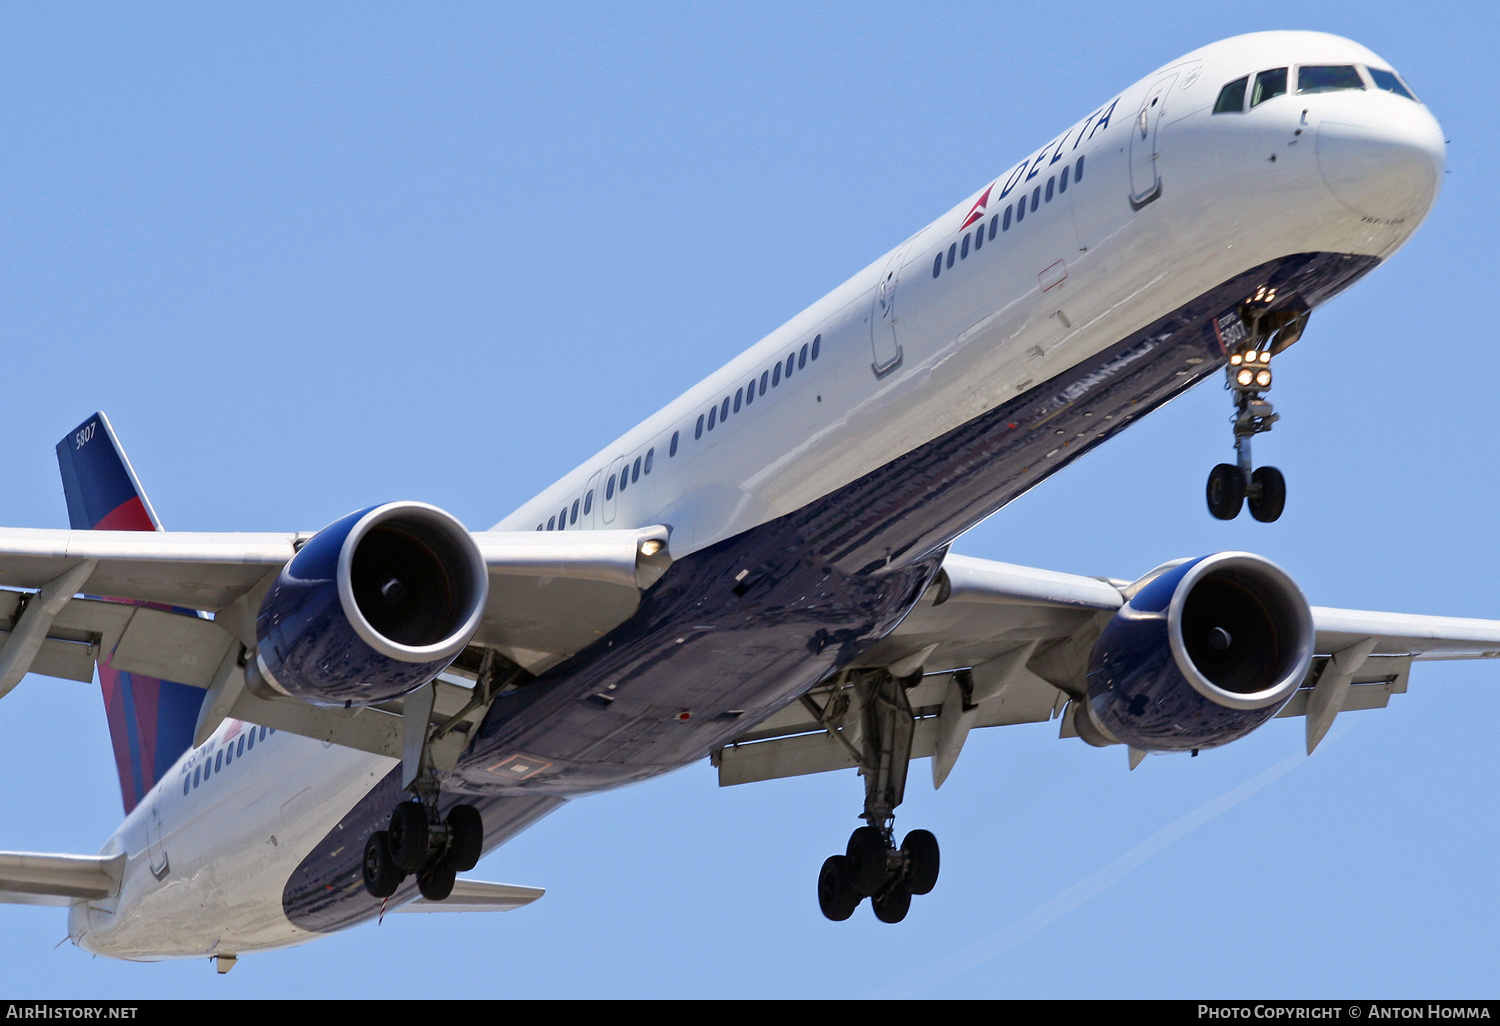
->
[1250,68,1287,108]
[1213,76,1248,114]
[1367,67,1416,101]
[1297,65,1364,94]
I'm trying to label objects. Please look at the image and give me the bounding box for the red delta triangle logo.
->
[959,183,993,231]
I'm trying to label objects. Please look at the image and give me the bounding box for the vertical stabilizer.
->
[57,413,205,814]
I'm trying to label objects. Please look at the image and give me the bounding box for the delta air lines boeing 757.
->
[0,31,1484,966]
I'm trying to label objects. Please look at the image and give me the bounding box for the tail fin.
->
[58,413,206,815]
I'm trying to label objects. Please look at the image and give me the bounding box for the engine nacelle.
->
[253,502,488,707]
[1080,552,1314,752]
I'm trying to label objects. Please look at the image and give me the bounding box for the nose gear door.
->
[1129,73,1178,209]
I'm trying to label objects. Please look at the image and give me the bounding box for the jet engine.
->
[1077,552,1314,752]
[252,502,488,707]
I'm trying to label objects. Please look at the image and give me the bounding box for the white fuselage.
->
[70,30,1444,960]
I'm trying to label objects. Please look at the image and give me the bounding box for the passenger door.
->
[869,242,913,377]
[1129,73,1178,209]
[601,458,624,524]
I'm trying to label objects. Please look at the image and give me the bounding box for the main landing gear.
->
[1205,301,1307,523]
[364,801,483,901]
[811,669,941,924]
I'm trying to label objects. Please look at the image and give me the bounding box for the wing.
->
[712,552,1500,786]
[0,524,671,677]
[0,523,673,763]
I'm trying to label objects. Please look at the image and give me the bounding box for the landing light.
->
[1237,368,1255,387]
[1255,369,1272,387]
[641,539,663,557]
[1230,354,1243,366]
[1258,351,1271,364]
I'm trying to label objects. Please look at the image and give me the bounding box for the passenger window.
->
[932,253,942,278]
[246,729,255,751]
[695,414,704,440]
[224,744,232,766]
[772,363,781,387]
[1030,187,1040,212]
[946,243,956,268]
[571,498,580,523]
[973,226,982,251]
[1214,77,1249,113]
[1060,166,1070,192]
[606,476,616,499]
[670,431,679,457]
[811,335,821,360]
[961,234,970,259]
[708,405,717,430]
[785,354,795,378]
[720,397,730,421]
[260,726,268,740]
[584,490,593,514]
[1251,68,1287,107]
[237,735,245,757]
[183,776,190,795]
[618,467,628,492]
[215,751,223,772]
[745,379,755,406]
[799,343,808,369]
[1045,177,1054,202]
[559,507,567,528]
[645,448,654,473]
[536,524,543,531]
[193,765,200,787]
[1298,65,1363,94]
[547,515,556,530]
[760,370,769,394]
[1003,206,1012,230]
[1075,155,1085,182]
[632,458,641,482]
[989,213,998,240]
[734,387,742,413]
[1367,67,1415,100]
[1015,198,1025,223]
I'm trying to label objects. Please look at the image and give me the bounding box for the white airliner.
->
[0,30,1486,968]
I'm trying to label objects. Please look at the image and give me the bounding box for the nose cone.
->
[1316,94,1445,224]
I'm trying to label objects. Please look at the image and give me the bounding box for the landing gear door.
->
[1129,73,1178,210]
[869,241,913,377]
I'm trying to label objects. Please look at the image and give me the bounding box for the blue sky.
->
[0,0,1496,998]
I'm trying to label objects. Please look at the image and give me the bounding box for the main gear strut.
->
[809,668,941,924]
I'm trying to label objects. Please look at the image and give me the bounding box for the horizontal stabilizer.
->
[392,879,544,913]
[0,850,124,905]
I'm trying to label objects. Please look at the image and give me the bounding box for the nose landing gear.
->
[1205,303,1305,523]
